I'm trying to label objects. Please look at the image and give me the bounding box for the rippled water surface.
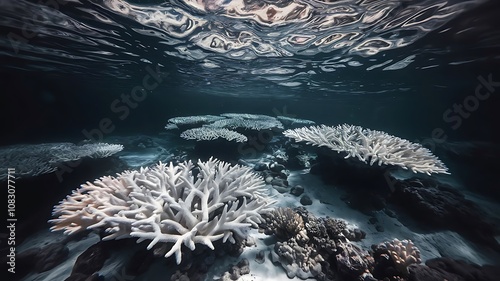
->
[1,0,499,98]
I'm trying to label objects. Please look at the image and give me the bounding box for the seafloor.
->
[3,127,499,281]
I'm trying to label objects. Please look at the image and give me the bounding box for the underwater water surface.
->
[1,0,500,281]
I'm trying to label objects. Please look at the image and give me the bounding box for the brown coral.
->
[263,207,308,241]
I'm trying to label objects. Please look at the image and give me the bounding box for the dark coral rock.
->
[35,242,69,272]
[64,272,101,281]
[255,250,266,264]
[300,195,313,205]
[171,271,190,281]
[343,228,366,242]
[323,217,348,239]
[125,248,156,276]
[7,242,69,279]
[290,185,304,196]
[407,264,464,281]
[11,247,41,279]
[270,163,286,173]
[311,147,390,191]
[304,218,328,238]
[215,236,246,257]
[238,258,250,269]
[371,252,395,279]
[313,237,337,254]
[71,242,110,276]
[220,259,251,280]
[253,162,269,171]
[439,141,500,200]
[390,178,499,250]
[426,257,500,281]
[275,207,372,281]
[384,208,397,218]
[335,242,374,280]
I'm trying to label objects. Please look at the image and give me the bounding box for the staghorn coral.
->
[283,124,449,175]
[165,115,226,127]
[208,117,284,131]
[166,113,285,147]
[180,127,248,143]
[277,116,315,127]
[50,158,274,264]
[165,113,284,132]
[219,113,278,121]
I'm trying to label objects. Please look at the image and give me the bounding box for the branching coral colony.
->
[284,124,449,175]
[0,142,123,180]
[50,158,274,264]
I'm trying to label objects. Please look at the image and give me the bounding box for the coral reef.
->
[262,207,372,280]
[165,115,226,129]
[207,117,284,131]
[216,258,251,281]
[390,177,500,250]
[180,127,248,142]
[165,113,285,137]
[277,116,315,127]
[371,238,421,278]
[283,124,449,175]
[271,239,324,279]
[262,207,307,241]
[0,142,123,180]
[166,113,289,160]
[50,158,274,264]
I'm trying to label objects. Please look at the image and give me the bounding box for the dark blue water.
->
[1,0,499,146]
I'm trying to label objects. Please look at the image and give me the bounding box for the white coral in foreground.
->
[50,158,274,264]
[283,124,449,175]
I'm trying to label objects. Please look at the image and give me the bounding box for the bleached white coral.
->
[277,116,315,126]
[219,113,277,120]
[166,115,226,127]
[166,113,284,137]
[208,118,284,130]
[50,158,274,264]
[165,123,179,130]
[283,124,449,175]
[72,143,124,159]
[0,142,123,180]
[180,127,248,142]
